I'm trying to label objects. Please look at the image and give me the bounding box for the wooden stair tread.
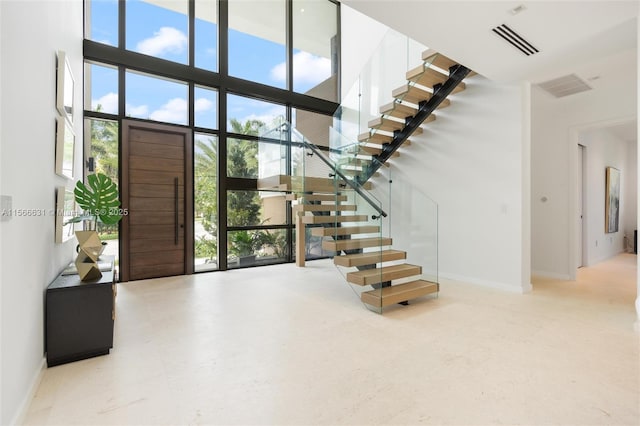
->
[358,132,392,144]
[448,82,466,95]
[322,237,392,251]
[286,194,348,202]
[422,49,475,79]
[339,157,372,166]
[257,175,372,192]
[406,64,448,88]
[368,116,405,132]
[423,114,436,125]
[346,263,422,286]
[295,204,356,212]
[422,49,458,72]
[434,98,451,109]
[379,101,417,120]
[301,214,368,224]
[333,249,406,267]
[361,279,439,307]
[311,225,380,237]
[359,146,400,157]
[392,84,432,104]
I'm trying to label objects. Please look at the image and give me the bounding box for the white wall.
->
[579,128,636,264]
[342,7,530,292]
[636,8,640,323]
[340,6,387,98]
[384,77,529,291]
[0,1,83,424]
[625,139,638,252]
[531,49,637,279]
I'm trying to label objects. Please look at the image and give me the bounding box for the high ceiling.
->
[341,0,638,83]
[342,1,638,142]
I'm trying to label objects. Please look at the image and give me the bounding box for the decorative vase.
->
[75,230,103,281]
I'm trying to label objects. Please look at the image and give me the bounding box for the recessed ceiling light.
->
[509,4,527,15]
[587,75,601,81]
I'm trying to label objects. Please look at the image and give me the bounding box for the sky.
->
[88,0,332,131]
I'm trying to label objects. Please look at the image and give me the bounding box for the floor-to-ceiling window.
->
[84,0,339,273]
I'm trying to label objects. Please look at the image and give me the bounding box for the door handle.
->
[174,177,179,245]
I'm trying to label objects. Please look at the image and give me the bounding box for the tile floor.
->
[23,254,639,425]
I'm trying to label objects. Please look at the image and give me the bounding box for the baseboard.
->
[439,272,531,294]
[531,270,572,280]
[9,356,45,426]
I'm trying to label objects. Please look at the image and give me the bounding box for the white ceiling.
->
[342,1,638,142]
[341,0,638,83]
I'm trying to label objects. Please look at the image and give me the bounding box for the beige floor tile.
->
[23,254,639,426]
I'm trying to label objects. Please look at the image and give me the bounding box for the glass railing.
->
[333,29,428,152]
[259,111,439,312]
[330,124,439,312]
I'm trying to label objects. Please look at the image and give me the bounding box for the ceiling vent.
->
[491,24,539,56]
[537,74,593,98]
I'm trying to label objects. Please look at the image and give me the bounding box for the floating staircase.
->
[257,47,474,313]
[258,173,439,310]
[347,48,472,183]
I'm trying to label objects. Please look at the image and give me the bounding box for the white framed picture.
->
[55,186,76,243]
[56,50,74,123]
[55,116,75,179]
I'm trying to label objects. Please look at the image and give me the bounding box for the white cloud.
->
[92,92,118,114]
[195,97,214,113]
[127,104,149,117]
[270,51,331,84]
[137,27,187,56]
[149,98,187,124]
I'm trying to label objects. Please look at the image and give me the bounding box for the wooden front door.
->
[120,120,193,282]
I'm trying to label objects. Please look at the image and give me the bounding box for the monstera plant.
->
[67,173,122,230]
[66,173,123,280]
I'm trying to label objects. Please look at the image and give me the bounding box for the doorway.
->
[120,120,194,281]
[578,144,587,268]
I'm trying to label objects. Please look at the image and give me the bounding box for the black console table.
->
[46,256,116,367]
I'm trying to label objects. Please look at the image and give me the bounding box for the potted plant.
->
[229,230,263,266]
[66,173,122,280]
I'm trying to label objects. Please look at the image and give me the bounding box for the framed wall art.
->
[55,116,75,179]
[56,50,74,123]
[605,166,620,233]
[55,186,76,243]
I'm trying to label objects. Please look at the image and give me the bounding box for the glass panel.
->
[228,228,287,269]
[126,0,188,65]
[194,86,218,129]
[292,0,337,101]
[292,108,331,148]
[85,0,118,47]
[228,0,286,88]
[226,190,261,227]
[86,118,120,261]
[227,139,258,178]
[227,94,286,135]
[195,0,218,72]
[125,70,188,125]
[227,191,286,227]
[194,133,218,272]
[259,192,287,226]
[85,62,119,115]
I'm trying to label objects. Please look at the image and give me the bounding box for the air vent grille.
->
[492,24,539,56]
[537,74,593,98]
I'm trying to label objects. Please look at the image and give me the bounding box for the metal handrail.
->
[302,140,388,218]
